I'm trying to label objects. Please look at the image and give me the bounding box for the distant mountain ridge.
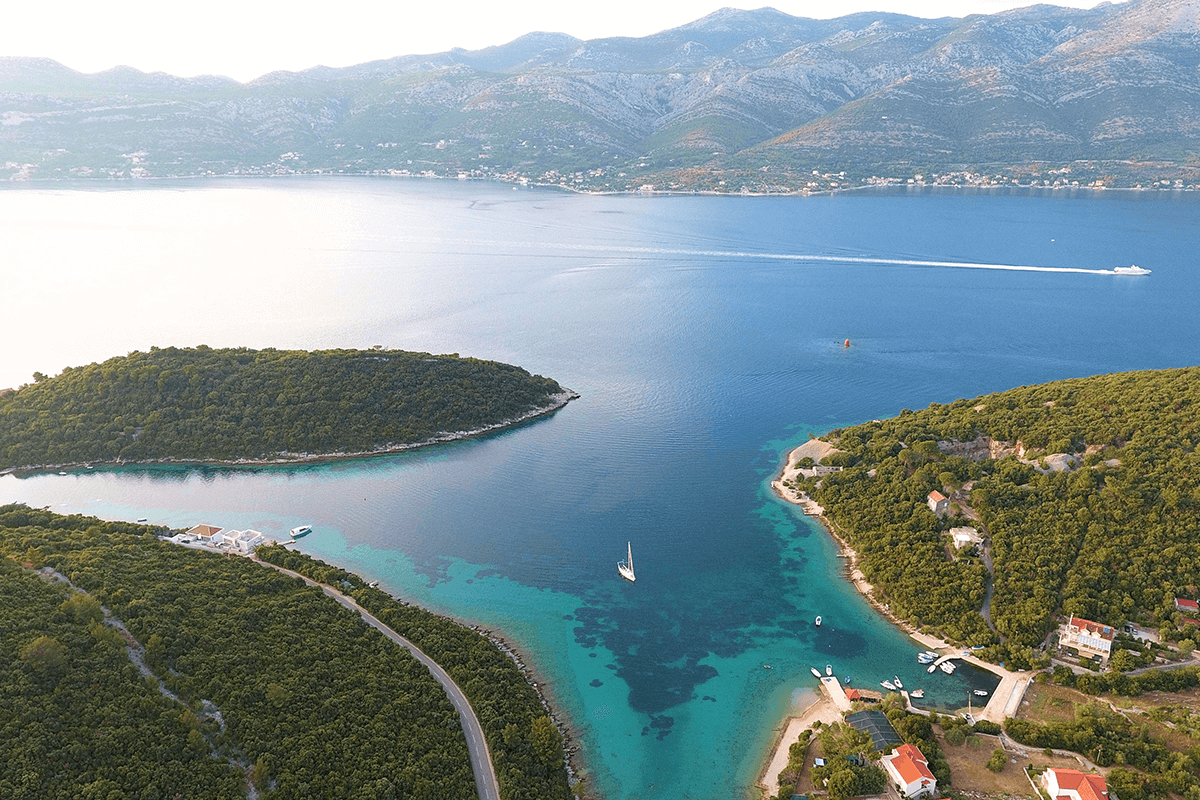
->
[2,0,1198,192]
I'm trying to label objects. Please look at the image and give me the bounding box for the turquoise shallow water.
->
[2,179,1198,798]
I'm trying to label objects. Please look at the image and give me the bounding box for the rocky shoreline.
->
[2,389,579,477]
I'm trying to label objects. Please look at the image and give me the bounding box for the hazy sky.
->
[8,0,1112,82]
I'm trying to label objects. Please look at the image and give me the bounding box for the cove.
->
[3,178,1199,798]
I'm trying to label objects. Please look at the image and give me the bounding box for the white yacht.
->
[893,675,904,689]
[910,689,925,699]
[618,542,636,582]
[290,525,313,538]
[881,680,896,691]
[815,615,822,627]
[1113,264,1151,275]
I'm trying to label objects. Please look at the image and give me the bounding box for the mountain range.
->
[2,0,1199,192]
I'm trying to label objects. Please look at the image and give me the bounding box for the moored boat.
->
[910,689,925,699]
[290,525,313,538]
[939,661,956,674]
[826,664,833,676]
[973,689,989,696]
[811,667,823,678]
[893,675,903,689]
[881,680,896,691]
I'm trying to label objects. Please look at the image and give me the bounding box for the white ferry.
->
[1113,264,1151,275]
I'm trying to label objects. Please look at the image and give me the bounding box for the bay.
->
[2,179,1198,799]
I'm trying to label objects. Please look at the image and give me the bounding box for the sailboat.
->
[618,542,636,582]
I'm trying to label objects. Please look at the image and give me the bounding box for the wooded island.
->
[0,346,573,470]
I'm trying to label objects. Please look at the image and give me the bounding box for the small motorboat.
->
[811,667,823,678]
[290,525,313,538]
[136,518,148,523]
[940,661,957,674]
[881,680,897,691]
[815,615,822,627]
[825,664,833,676]
[927,663,938,673]
[893,676,903,689]
[910,689,925,699]
[973,689,989,696]
[764,664,773,670]
[58,471,68,476]
[843,676,851,685]
[917,653,936,664]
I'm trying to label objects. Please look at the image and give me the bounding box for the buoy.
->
[844,339,851,348]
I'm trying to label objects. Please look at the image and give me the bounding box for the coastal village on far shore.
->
[764,439,1200,800]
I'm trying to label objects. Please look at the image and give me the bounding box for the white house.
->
[882,743,937,798]
[927,490,949,517]
[230,529,266,554]
[1061,616,1115,660]
[186,524,223,544]
[1041,768,1108,800]
[949,527,983,549]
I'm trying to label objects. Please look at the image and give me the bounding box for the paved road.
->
[257,559,501,800]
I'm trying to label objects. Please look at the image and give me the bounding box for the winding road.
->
[256,559,501,800]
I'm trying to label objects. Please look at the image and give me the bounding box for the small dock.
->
[819,676,852,712]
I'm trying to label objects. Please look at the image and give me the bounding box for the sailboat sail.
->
[618,541,636,582]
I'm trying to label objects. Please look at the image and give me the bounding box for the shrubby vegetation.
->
[1005,706,1200,800]
[0,346,567,468]
[801,367,1200,667]
[0,505,573,799]
[256,546,572,800]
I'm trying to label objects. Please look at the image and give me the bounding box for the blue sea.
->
[2,179,1198,799]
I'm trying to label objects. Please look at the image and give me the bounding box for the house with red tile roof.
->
[1041,769,1108,800]
[882,743,937,798]
[1175,598,1199,614]
[1061,616,1114,661]
[927,490,949,517]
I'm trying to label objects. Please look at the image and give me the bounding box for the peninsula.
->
[0,346,575,472]
[780,366,1200,670]
[764,367,1200,800]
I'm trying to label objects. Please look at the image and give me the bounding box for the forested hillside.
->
[793,367,1200,668]
[0,346,571,469]
[0,506,475,799]
[0,506,573,800]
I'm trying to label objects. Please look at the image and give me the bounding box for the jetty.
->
[819,676,852,712]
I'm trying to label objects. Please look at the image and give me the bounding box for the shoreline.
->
[3,389,579,477]
[759,439,1034,782]
[4,172,1198,198]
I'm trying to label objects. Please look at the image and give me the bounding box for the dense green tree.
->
[0,506,578,800]
[802,367,1200,661]
[0,346,569,469]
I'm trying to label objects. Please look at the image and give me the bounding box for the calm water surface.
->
[3,179,1198,799]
